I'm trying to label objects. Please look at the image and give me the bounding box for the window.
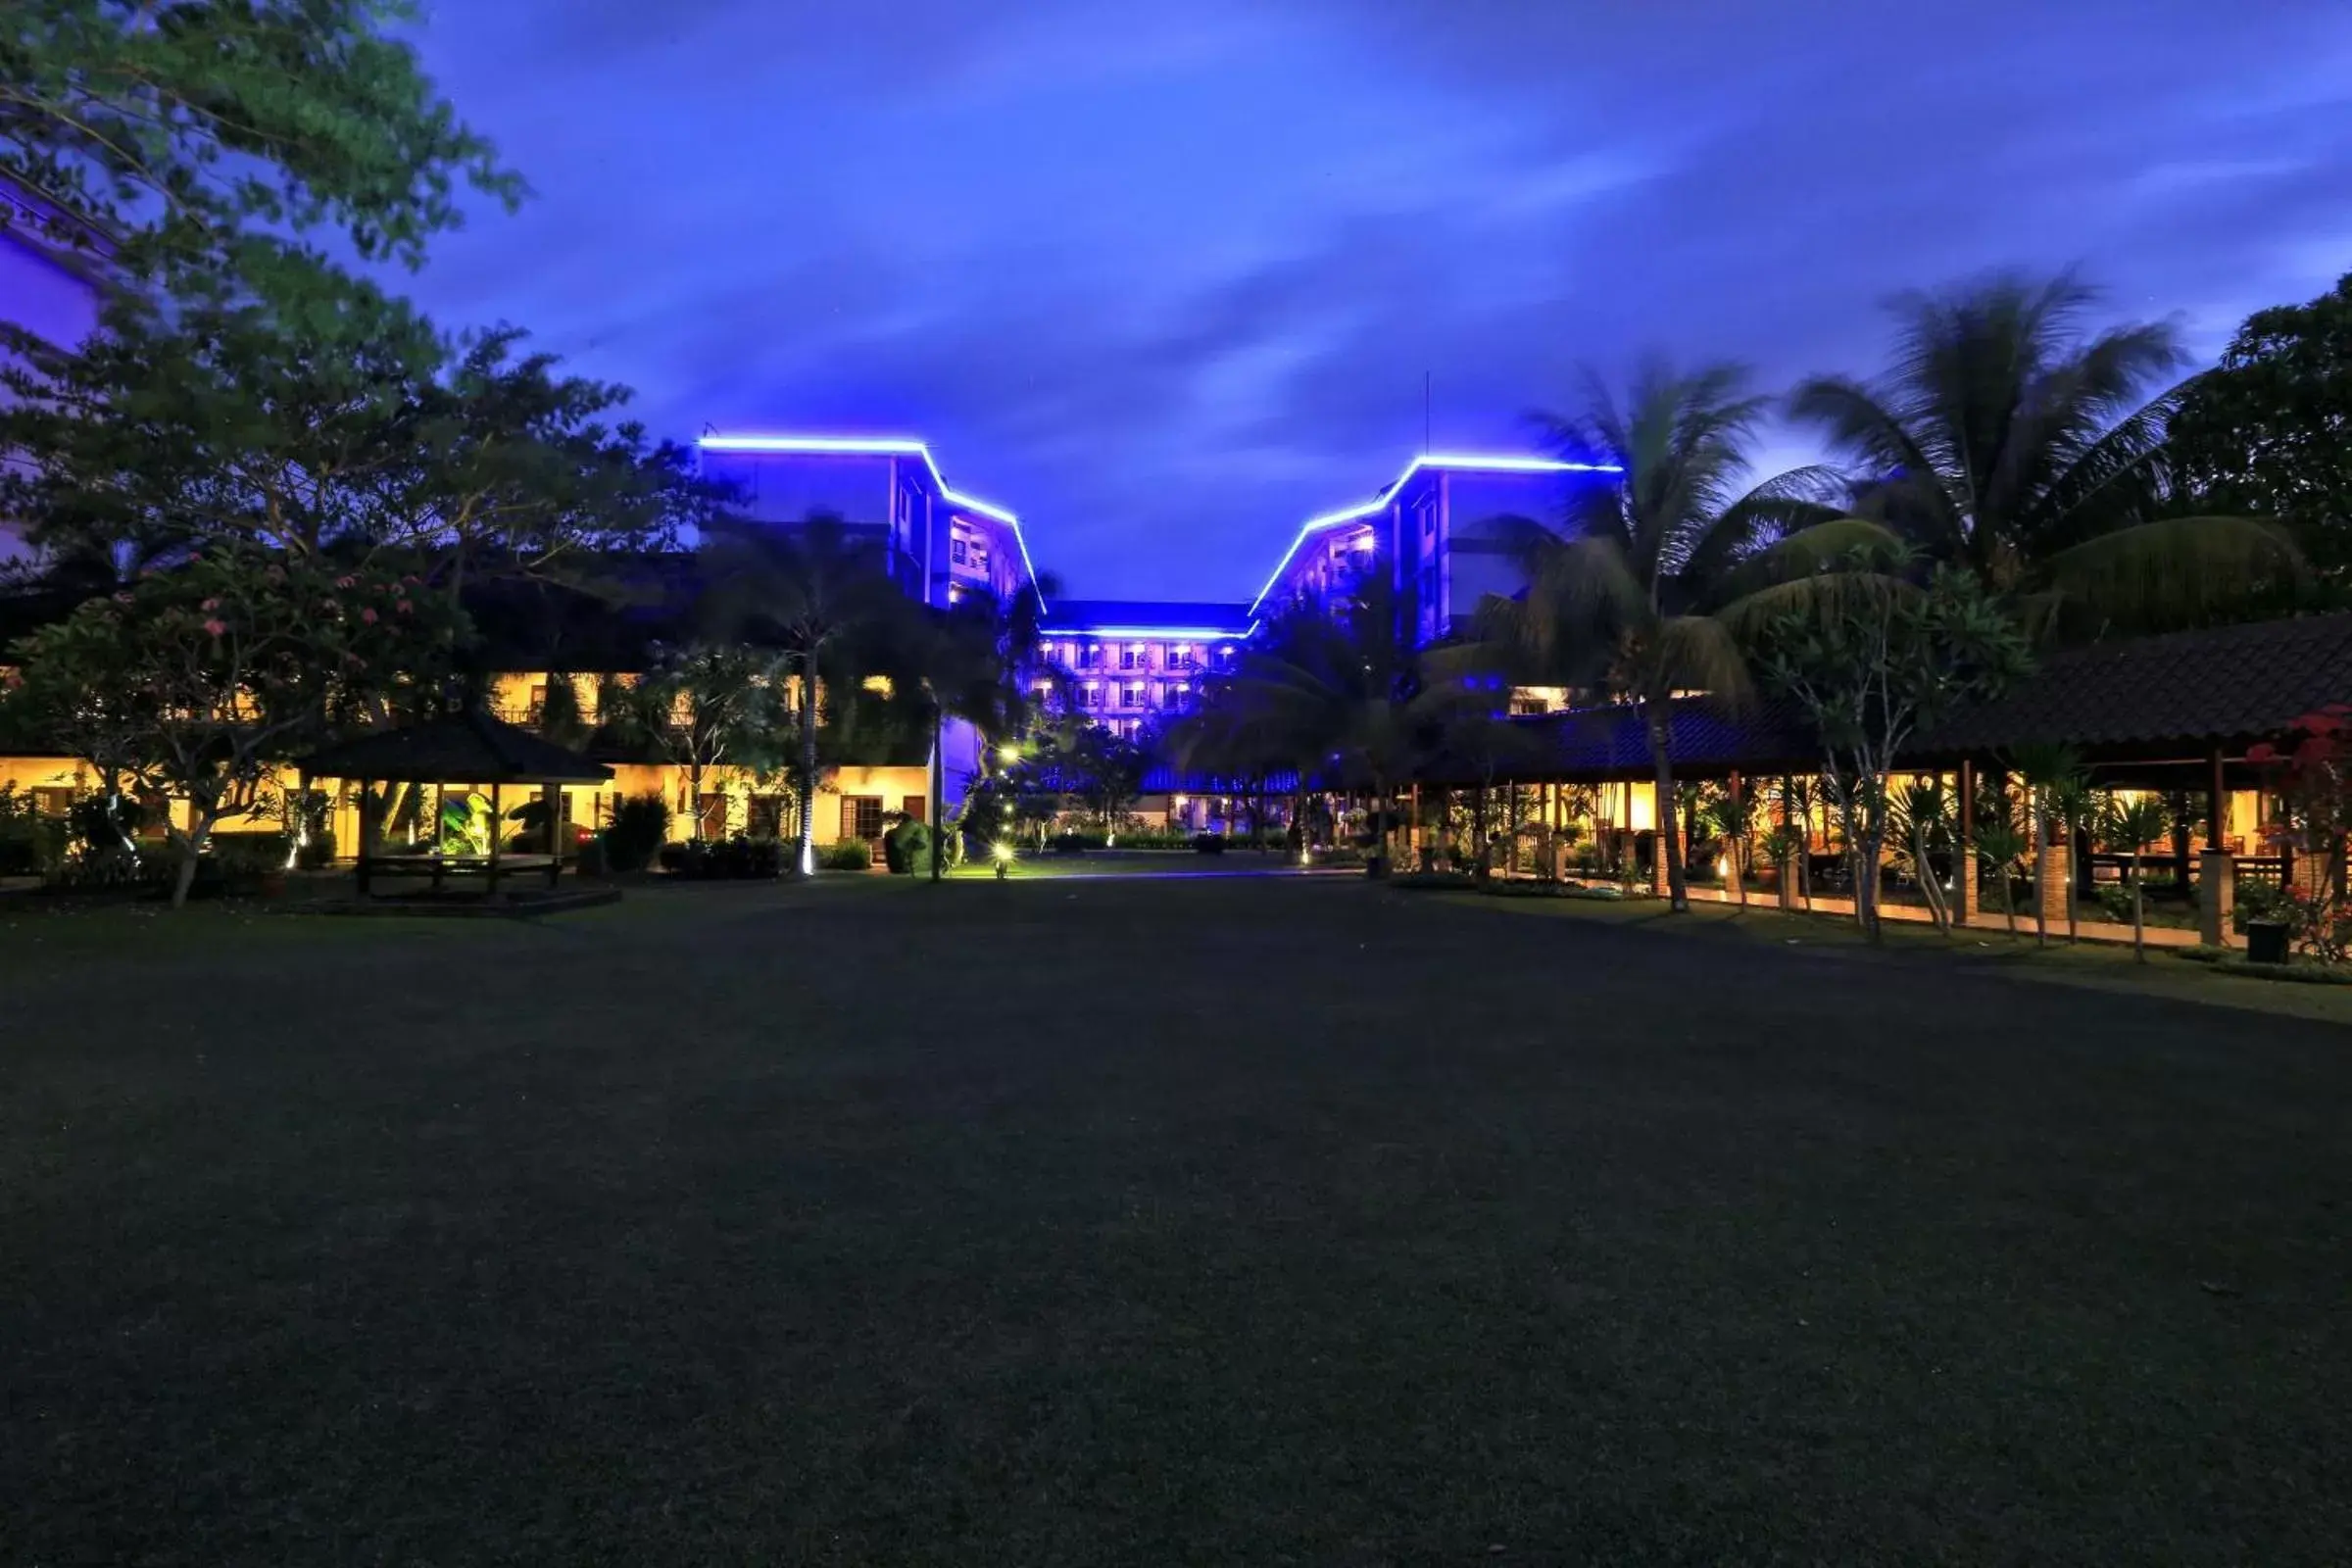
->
[1123,683,1145,709]
[1085,645,1102,668]
[1419,497,1437,539]
[1083,683,1101,709]
[951,537,968,564]
[1120,647,1136,670]
[1170,645,1193,670]
[1510,697,1547,717]
[845,796,885,840]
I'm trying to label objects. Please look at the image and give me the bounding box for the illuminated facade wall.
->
[1250,455,1619,645]
[1,177,105,565]
[694,436,1035,612]
[1034,603,1253,739]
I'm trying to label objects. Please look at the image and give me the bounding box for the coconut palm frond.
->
[2040,514,2306,634]
[1650,613,1752,707]
[1715,564,1919,641]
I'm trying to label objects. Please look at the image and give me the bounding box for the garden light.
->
[994,842,1015,862]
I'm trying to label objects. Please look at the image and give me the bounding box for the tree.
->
[1750,558,2033,941]
[1969,804,2029,937]
[1705,787,1756,910]
[2168,272,2352,582]
[2246,706,2352,960]
[1887,777,1954,933]
[2011,742,2089,945]
[698,515,903,877]
[1492,363,1844,910]
[0,543,463,905]
[612,644,794,842]
[1215,569,1496,868]
[2102,793,2172,963]
[0,283,696,599]
[2,0,521,279]
[881,573,1058,880]
[1792,271,2303,635]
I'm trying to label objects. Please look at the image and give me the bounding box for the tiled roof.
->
[1425,700,1817,785]
[1043,600,1254,635]
[299,710,614,785]
[1919,612,2352,754]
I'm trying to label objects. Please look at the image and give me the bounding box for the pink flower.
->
[114,592,132,605]
[203,618,227,638]
[201,598,220,612]
[336,575,357,590]
[361,608,378,624]
[396,600,414,615]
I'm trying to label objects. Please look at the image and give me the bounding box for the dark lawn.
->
[1,879,2345,1565]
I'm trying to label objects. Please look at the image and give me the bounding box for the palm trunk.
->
[1647,717,1688,912]
[929,710,945,883]
[2032,804,2049,947]
[796,658,819,878]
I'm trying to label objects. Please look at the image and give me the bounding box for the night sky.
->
[406,0,2352,601]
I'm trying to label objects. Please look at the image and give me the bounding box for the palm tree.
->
[700,514,903,877]
[2012,742,2089,945]
[1792,272,2302,635]
[1705,789,1755,909]
[1204,569,1494,869]
[886,573,1059,880]
[2104,793,2173,962]
[1970,805,2029,937]
[1491,363,1845,911]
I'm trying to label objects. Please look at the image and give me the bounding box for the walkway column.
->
[1954,760,1979,927]
[2039,830,2070,932]
[2199,850,2236,948]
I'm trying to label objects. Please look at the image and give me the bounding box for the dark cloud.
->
[403,0,2352,597]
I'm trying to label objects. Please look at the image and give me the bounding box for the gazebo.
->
[299,710,614,898]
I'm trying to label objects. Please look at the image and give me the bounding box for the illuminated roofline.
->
[1244,452,1624,617]
[697,432,1045,612]
[1039,624,1256,641]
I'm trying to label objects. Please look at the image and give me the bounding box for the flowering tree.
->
[1750,560,2032,941]
[609,643,795,841]
[2246,707,2352,959]
[1,546,462,905]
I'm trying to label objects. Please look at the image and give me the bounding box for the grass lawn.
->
[3,878,2347,1562]
[1415,882,2352,1025]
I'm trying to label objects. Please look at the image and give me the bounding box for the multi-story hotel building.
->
[1,176,105,565]
[1034,602,1254,739]
[1250,453,1619,645]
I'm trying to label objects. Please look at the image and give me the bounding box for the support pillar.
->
[2199,850,2235,949]
[2039,836,2071,929]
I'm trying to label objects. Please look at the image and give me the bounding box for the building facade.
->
[1035,601,1253,740]
[1,177,106,566]
[1250,454,1620,645]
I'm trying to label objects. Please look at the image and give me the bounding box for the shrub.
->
[2234,879,2288,934]
[882,818,932,875]
[1192,833,1227,856]
[657,835,789,880]
[605,794,670,873]
[1046,831,1100,856]
[821,839,876,871]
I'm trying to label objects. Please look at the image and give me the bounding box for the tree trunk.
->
[796,658,819,877]
[688,761,705,841]
[2131,847,2146,962]
[1647,718,1688,912]
[2032,802,2049,947]
[929,710,945,883]
[168,815,215,910]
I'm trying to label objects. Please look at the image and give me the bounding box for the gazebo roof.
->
[300,710,614,785]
